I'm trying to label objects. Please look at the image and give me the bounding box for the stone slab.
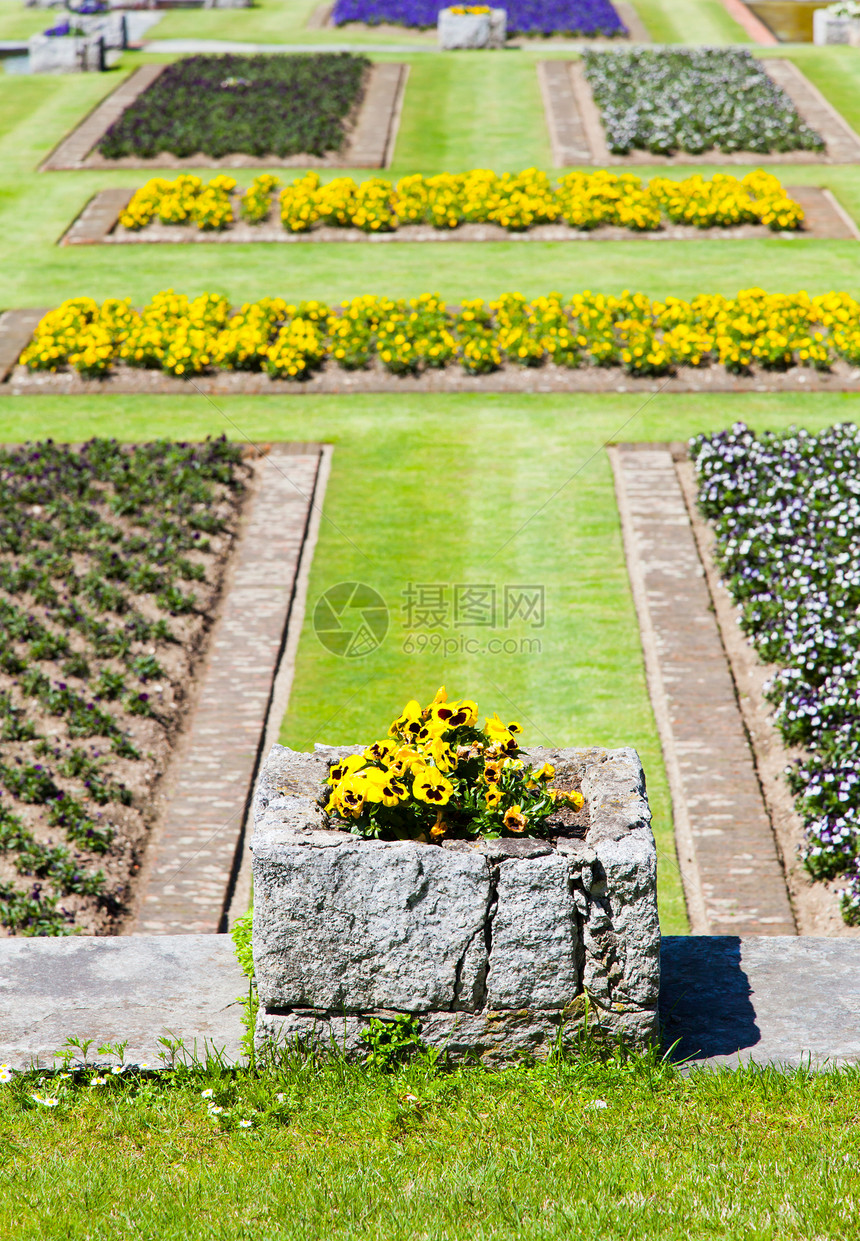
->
[0,935,246,1069]
[662,936,860,1068]
[610,444,796,937]
[0,934,857,1071]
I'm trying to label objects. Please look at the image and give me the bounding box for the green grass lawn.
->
[3,46,860,308]
[629,0,751,43]
[1,1048,860,1239]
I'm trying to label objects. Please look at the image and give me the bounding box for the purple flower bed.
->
[692,422,860,925]
[331,0,627,36]
[98,53,370,161]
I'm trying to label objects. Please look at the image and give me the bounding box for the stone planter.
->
[437,7,506,49]
[79,12,127,48]
[813,9,860,43]
[252,743,660,1064]
[28,32,105,72]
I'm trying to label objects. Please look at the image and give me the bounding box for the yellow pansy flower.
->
[328,754,365,785]
[503,805,527,833]
[389,699,423,740]
[413,766,454,806]
[389,747,422,779]
[364,739,397,764]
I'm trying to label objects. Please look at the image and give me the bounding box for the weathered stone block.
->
[252,743,660,1063]
[28,32,104,72]
[437,7,506,48]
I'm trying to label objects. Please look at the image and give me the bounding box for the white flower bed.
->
[692,423,860,922]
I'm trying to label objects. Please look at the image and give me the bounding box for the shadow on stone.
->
[660,936,761,1062]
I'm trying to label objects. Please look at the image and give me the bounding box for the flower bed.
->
[97,54,370,161]
[692,423,860,924]
[17,288,860,381]
[116,169,805,235]
[331,0,626,36]
[583,48,824,156]
[0,438,249,935]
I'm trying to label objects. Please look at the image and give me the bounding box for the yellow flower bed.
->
[19,287,852,379]
[117,169,804,235]
[324,686,584,841]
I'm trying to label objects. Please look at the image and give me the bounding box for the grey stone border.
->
[130,445,328,936]
[41,61,408,171]
[610,442,796,937]
[59,183,857,245]
[539,57,860,166]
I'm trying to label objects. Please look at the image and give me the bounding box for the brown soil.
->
[675,456,860,937]
[0,445,261,936]
[7,355,860,398]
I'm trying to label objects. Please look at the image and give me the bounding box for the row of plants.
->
[18,288,860,380]
[98,53,369,161]
[692,423,860,924]
[583,48,824,155]
[330,0,627,35]
[116,169,804,235]
[0,438,247,935]
[324,687,584,841]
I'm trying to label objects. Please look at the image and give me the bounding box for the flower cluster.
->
[20,287,860,380]
[0,437,246,935]
[112,169,804,236]
[98,53,369,160]
[692,423,860,923]
[583,48,824,155]
[324,687,584,841]
[332,0,626,35]
[119,174,237,232]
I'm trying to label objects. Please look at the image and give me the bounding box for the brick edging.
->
[41,64,167,171]
[131,445,326,936]
[610,443,796,937]
[720,0,779,44]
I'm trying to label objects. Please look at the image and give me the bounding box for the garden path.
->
[610,443,796,937]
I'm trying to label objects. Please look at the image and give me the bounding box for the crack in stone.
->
[569,865,588,996]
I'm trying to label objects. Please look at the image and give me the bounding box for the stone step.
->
[0,935,858,1071]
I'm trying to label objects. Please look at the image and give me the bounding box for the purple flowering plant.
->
[332,0,627,35]
[98,53,370,161]
[692,422,860,923]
